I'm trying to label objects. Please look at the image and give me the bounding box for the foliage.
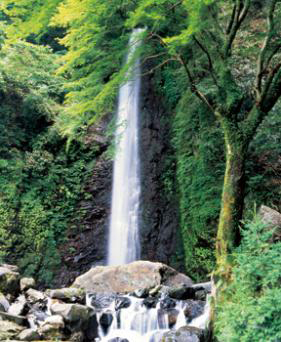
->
[172,91,224,280]
[215,218,281,341]
[0,40,98,285]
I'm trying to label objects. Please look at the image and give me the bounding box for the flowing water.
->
[107,29,144,266]
[86,294,210,342]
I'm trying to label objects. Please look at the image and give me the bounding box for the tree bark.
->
[215,126,248,282]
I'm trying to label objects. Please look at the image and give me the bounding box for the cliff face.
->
[139,75,182,266]
[54,75,183,287]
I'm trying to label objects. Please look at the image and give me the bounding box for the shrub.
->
[215,218,281,342]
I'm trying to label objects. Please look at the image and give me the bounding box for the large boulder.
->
[0,264,20,295]
[72,261,192,293]
[161,326,205,342]
[50,303,90,331]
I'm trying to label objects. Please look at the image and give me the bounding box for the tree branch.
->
[193,36,219,87]
[224,0,250,58]
[177,55,215,113]
[255,0,278,99]
[226,3,237,35]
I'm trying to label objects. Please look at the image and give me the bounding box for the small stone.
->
[20,277,36,292]
[99,312,113,328]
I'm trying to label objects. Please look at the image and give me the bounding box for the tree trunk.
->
[215,129,248,282]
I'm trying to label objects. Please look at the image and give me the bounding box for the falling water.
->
[107,29,144,266]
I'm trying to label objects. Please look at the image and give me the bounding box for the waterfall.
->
[107,29,144,266]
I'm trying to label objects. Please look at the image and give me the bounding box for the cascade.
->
[107,28,144,266]
[86,293,210,342]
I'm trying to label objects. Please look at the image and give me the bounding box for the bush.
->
[215,218,281,342]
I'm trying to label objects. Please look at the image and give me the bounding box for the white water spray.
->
[107,29,144,266]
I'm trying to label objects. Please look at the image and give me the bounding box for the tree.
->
[127,0,281,285]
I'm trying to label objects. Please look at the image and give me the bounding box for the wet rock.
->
[143,297,158,308]
[168,286,196,300]
[161,326,205,342]
[84,314,99,341]
[17,328,40,341]
[115,296,131,310]
[20,278,35,292]
[133,288,149,298]
[0,319,24,340]
[49,287,85,303]
[88,292,116,310]
[0,264,20,295]
[50,303,90,331]
[192,282,211,294]
[167,309,180,327]
[160,297,176,310]
[99,312,113,327]
[72,261,192,293]
[108,338,129,342]
[194,290,207,301]
[0,293,10,312]
[183,301,205,322]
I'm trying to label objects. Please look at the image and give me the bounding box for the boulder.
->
[0,293,10,312]
[38,315,65,340]
[26,288,45,302]
[183,301,205,322]
[49,287,85,303]
[17,328,40,341]
[161,326,205,342]
[50,303,90,331]
[0,319,24,340]
[87,292,116,310]
[259,205,281,241]
[0,311,27,326]
[0,265,20,295]
[72,261,192,293]
[20,278,36,292]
